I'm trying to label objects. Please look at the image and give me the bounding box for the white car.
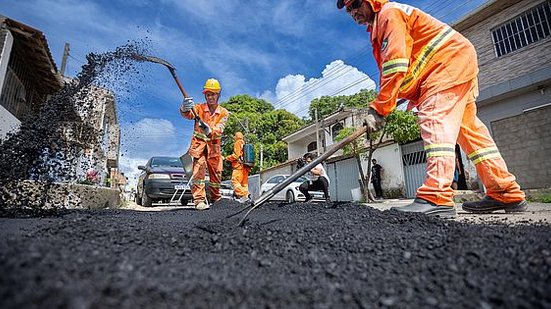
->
[220,180,234,199]
[260,174,325,203]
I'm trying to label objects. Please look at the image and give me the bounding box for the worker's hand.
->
[199,121,212,137]
[180,97,195,113]
[364,108,386,132]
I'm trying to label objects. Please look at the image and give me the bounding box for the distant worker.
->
[337,0,526,216]
[226,132,252,203]
[299,152,331,203]
[179,78,229,210]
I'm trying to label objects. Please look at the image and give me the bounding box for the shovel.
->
[132,54,211,136]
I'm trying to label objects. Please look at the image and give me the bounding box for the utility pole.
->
[315,108,320,156]
[260,144,264,170]
[60,43,70,77]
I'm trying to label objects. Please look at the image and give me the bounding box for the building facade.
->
[0,16,62,139]
[454,0,551,189]
[265,108,407,201]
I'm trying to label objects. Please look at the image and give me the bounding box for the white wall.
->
[362,143,405,193]
[0,30,16,140]
[288,139,311,160]
[0,104,20,140]
[0,30,13,97]
[260,163,293,184]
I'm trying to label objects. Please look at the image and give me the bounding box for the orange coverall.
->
[368,1,524,205]
[226,132,251,198]
[181,103,229,204]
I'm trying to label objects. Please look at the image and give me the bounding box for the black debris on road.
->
[0,42,150,210]
[1,201,550,308]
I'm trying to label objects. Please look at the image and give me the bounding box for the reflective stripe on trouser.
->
[416,78,524,206]
[191,154,223,204]
[231,166,249,198]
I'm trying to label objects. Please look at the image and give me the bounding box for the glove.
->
[179,97,195,113]
[364,107,386,132]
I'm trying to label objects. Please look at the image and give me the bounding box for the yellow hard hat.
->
[202,78,221,94]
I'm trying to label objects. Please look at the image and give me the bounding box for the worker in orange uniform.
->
[180,78,229,210]
[337,0,526,216]
[226,132,251,203]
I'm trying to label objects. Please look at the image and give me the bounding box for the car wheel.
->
[135,192,142,205]
[142,191,153,207]
[286,190,295,203]
[180,198,191,206]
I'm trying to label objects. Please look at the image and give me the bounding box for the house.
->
[262,107,408,201]
[71,84,121,186]
[453,0,551,189]
[0,16,63,139]
[0,16,121,186]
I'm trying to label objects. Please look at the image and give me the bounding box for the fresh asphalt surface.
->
[1,200,550,308]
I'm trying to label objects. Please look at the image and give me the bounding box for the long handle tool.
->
[237,99,409,226]
[132,54,211,135]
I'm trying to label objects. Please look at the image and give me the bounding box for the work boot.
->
[462,196,527,213]
[391,198,456,218]
[195,201,210,211]
[236,196,250,204]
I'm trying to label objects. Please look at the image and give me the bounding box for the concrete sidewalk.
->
[364,199,550,223]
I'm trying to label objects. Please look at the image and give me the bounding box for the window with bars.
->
[491,1,551,57]
[307,141,317,152]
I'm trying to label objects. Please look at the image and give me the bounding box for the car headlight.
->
[148,173,170,179]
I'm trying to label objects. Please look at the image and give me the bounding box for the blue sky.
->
[1,0,489,185]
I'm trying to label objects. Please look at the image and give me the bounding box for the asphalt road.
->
[1,200,550,308]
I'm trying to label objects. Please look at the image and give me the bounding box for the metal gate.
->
[401,140,427,198]
[326,157,359,202]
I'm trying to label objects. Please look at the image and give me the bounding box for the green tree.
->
[335,109,420,201]
[220,95,304,179]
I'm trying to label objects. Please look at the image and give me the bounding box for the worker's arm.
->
[370,8,413,117]
[210,109,229,139]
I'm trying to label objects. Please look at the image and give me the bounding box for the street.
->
[1,200,549,308]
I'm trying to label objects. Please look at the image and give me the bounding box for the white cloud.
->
[266,60,376,118]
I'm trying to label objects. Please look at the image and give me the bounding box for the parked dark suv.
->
[136,156,192,207]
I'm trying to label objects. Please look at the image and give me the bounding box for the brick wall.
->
[458,0,551,91]
[491,104,551,189]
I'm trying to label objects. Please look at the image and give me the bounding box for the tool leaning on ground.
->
[235,99,407,226]
[131,54,211,136]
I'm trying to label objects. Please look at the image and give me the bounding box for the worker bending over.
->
[180,78,229,210]
[337,0,526,216]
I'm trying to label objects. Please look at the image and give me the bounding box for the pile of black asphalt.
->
[1,200,549,308]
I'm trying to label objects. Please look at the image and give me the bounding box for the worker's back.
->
[370,2,479,107]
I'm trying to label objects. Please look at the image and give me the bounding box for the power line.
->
[438,0,479,21]
[273,58,371,110]
[273,0,487,117]
[271,47,372,109]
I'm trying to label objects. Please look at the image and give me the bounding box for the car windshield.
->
[151,157,182,168]
[293,176,308,183]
